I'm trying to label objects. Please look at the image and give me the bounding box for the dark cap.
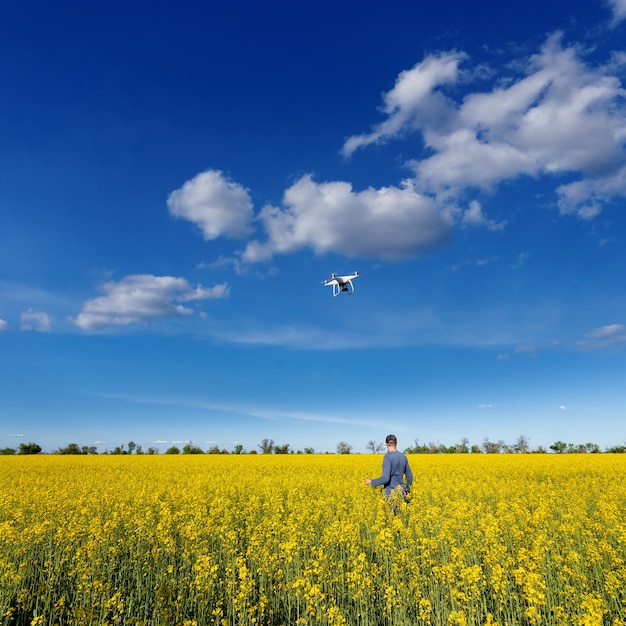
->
[385,434,397,444]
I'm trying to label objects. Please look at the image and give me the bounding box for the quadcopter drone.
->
[324,271,359,297]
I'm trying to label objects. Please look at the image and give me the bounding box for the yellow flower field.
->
[1,454,626,625]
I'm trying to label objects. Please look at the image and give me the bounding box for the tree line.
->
[2,436,626,455]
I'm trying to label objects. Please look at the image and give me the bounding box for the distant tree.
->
[135,445,143,455]
[550,441,567,454]
[482,438,501,454]
[274,443,290,454]
[606,444,626,453]
[0,447,16,455]
[404,439,429,454]
[147,447,158,455]
[111,445,124,455]
[233,444,244,455]
[56,443,83,455]
[456,437,470,453]
[258,438,275,454]
[248,449,258,454]
[165,446,180,455]
[336,441,352,454]
[367,440,384,453]
[183,443,204,454]
[127,441,136,454]
[514,435,530,454]
[471,444,483,454]
[534,446,547,454]
[303,447,315,454]
[19,442,42,455]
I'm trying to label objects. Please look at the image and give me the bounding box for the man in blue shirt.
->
[365,434,413,498]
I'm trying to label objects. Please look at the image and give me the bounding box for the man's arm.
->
[369,456,391,488]
[405,460,413,492]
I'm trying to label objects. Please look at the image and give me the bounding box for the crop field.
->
[1,454,626,626]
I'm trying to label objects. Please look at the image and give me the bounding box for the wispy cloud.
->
[20,309,51,332]
[462,200,507,231]
[197,304,539,351]
[579,323,626,350]
[514,344,540,355]
[72,274,229,331]
[0,319,8,330]
[91,391,382,429]
[606,0,626,24]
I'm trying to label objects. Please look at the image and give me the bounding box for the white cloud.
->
[73,274,229,331]
[0,319,8,330]
[20,309,51,332]
[167,170,254,240]
[579,323,626,349]
[97,391,383,428]
[514,344,539,355]
[556,166,626,219]
[343,34,626,218]
[170,36,625,264]
[511,252,529,270]
[342,51,466,157]
[607,0,626,23]
[462,200,507,231]
[242,175,452,262]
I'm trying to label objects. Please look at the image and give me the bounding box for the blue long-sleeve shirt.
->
[370,450,413,496]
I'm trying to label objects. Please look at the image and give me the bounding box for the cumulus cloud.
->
[20,309,51,332]
[341,51,466,157]
[242,175,452,262]
[0,319,8,330]
[169,35,625,264]
[73,274,229,331]
[343,34,626,218]
[167,170,254,240]
[579,323,626,349]
[462,200,507,231]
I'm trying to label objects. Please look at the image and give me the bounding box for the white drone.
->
[324,271,359,297]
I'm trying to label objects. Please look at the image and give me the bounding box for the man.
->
[365,434,413,498]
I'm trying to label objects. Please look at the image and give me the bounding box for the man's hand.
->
[364,478,371,485]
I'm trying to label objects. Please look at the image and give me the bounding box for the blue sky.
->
[1,0,626,453]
